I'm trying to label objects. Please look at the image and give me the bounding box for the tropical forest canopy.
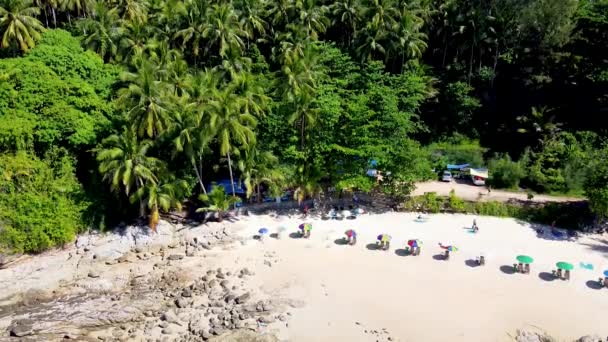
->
[1,0,607,252]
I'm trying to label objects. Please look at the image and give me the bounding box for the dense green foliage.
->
[1,0,608,252]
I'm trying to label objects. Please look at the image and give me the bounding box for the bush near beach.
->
[2,0,608,253]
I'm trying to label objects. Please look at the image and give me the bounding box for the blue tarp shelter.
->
[446,163,470,170]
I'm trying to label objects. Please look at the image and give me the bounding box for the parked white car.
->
[441,171,453,182]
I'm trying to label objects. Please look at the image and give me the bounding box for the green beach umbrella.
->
[556,262,574,270]
[516,255,534,264]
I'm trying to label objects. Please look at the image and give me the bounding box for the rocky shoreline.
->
[0,220,292,341]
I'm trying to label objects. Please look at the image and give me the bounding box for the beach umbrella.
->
[408,239,422,248]
[516,255,534,264]
[345,229,355,237]
[603,270,608,277]
[556,262,574,271]
[258,228,269,235]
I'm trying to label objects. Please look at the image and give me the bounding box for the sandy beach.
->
[1,212,607,341]
[225,212,608,341]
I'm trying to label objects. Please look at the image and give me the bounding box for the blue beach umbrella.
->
[258,228,269,235]
[603,270,608,277]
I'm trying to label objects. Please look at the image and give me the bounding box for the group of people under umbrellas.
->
[261,219,608,289]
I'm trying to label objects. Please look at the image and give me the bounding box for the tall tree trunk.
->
[226,150,236,197]
[191,157,207,195]
[257,181,262,204]
[468,43,474,83]
[43,6,49,27]
[52,7,56,27]
[442,34,448,67]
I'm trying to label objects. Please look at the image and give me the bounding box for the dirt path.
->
[412,181,582,203]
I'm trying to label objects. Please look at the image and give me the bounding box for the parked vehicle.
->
[441,171,453,182]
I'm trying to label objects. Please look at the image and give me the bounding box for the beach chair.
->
[564,270,570,281]
[479,255,485,266]
[514,264,519,273]
[444,250,450,260]
[603,277,608,288]
[556,269,563,279]
[524,264,530,274]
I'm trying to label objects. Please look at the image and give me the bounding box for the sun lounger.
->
[524,264,530,274]
[514,264,519,273]
[603,277,608,288]
[564,270,570,281]
[556,269,563,279]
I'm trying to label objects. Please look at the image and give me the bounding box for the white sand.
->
[222,212,608,341]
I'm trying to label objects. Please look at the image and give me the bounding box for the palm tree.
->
[356,26,388,62]
[130,178,187,231]
[170,97,210,195]
[96,127,161,198]
[196,185,240,222]
[119,20,158,62]
[174,0,206,64]
[265,0,292,28]
[117,59,171,138]
[0,0,44,52]
[330,0,362,46]
[33,0,58,27]
[296,0,329,40]
[76,3,121,62]
[389,11,427,70]
[203,3,249,58]
[238,147,283,202]
[231,71,269,117]
[237,0,266,43]
[58,0,93,21]
[206,86,257,197]
[276,43,322,149]
[110,0,148,24]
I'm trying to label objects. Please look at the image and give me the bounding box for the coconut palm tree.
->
[276,43,322,149]
[59,0,93,21]
[329,0,362,46]
[238,146,283,202]
[76,3,121,62]
[196,185,240,222]
[174,0,206,64]
[206,85,256,197]
[109,0,148,24]
[203,3,249,59]
[231,71,269,117]
[296,0,329,40]
[0,0,44,52]
[117,58,171,138]
[130,178,187,231]
[236,0,266,43]
[119,20,159,62]
[96,127,161,198]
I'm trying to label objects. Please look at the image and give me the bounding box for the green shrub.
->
[488,154,525,189]
[448,189,465,212]
[0,152,85,253]
[423,192,442,213]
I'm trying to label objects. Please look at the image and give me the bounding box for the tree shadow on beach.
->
[585,280,603,290]
[289,232,302,239]
[334,238,348,246]
[394,249,409,257]
[499,265,516,275]
[465,259,479,268]
[366,243,379,251]
[538,272,556,282]
[432,254,446,261]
